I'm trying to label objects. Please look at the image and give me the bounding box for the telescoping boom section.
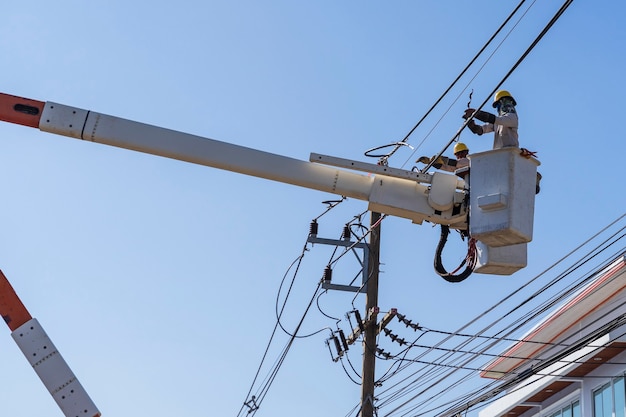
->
[0,92,539,274]
[0,270,100,417]
[0,92,467,228]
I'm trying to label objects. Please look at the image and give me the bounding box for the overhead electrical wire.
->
[242,1,586,415]
[388,242,620,414]
[239,276,324,417]
[440,322,626,417]
[374,0,529,166]
[430,247,626,416]
[236,248,314,417]
[422,0,575,173]
[379,5,598,405]
[402,0,540,281]
[401,0,539,169]
[398,292,626,415]
[366,213,624,416]
[420,327,568,348]
[237,199,358,417]
[381,337,560,364]
[402,252,620,414]
[237,196,393,416]
[439,311,626,417]
[338,355,362,386]
[421,333,625,417]
[388,291,626,416]
[360,234,620,416]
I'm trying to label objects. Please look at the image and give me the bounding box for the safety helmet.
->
[453,142,469,154]
[492,90,516,108]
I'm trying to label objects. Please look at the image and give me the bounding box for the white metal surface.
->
[310,152,466,189]
[11,318,100,417]
[473,241,527,275]
[428,172,459,212]
[367,174,465,226]
[39,101,468,227]
[469,148,539,247]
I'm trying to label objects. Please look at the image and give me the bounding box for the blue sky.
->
[1,1,624,417]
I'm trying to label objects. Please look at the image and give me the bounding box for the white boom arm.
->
[0,270,100,417]
[0,93,467,227]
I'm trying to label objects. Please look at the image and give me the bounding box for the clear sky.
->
[1,1,624,417]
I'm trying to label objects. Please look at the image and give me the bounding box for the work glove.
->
[474,110,496,124]
[432,156,447,169]
[466,119,483,135]
[416,155,447,168]
[464,108,496,124]
[463,108,475,120]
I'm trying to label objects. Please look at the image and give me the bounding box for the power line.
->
[422,0,574,173]
[439,313,626,417]
[370,213,624,416]
[379,0,530,166]
[238,201,351,416]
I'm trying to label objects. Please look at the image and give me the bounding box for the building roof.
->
[477,254,626,417]
[481,255,626,380]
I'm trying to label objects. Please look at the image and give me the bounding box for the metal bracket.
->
[307,235,369,293]
[310,152,433,184]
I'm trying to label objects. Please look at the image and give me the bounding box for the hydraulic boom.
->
[0,92,467,228]
[0,91,539,277]
[0,270,100,417]
[0,90,540,416]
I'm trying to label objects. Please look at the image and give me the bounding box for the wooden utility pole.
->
[360,211,381,417]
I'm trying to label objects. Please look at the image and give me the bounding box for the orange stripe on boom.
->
[0,92,44,128]
[0,270,32,331]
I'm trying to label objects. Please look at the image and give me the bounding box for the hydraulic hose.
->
[434,225,477,283]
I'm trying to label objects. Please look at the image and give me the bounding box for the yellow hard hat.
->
[492,90,516,107]
[453,142,469,154]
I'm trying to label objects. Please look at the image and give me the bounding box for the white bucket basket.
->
[468,148,539,247]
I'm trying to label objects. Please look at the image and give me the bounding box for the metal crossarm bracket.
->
[308,235,369,293]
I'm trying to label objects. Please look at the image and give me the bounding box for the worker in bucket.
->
[462,90,542,193]
[462,90,518,149]
[417,142,470,178]
[446,142,469,171]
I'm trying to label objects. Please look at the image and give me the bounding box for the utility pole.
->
[360,211,381,417]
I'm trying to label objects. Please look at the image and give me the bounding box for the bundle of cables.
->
[434,225,477,282]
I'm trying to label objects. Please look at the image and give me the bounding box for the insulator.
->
[332,335,342,355]
[342,224,351,240]
[377,348,391,359]
[354,309,365,332]
[323,265,332,283]
[338,329,349,351]
[325,337,338,362]
[309,219,318,236]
